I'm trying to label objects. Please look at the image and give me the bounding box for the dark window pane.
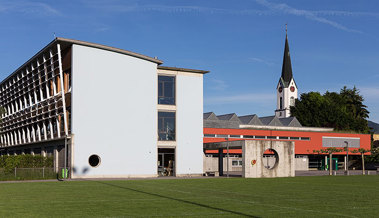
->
[158,76,175,105]
[158,81,163,97]
[243,135,254,139]
[158,112,176,141]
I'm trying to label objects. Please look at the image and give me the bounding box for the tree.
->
[313,147,342,175]
[351,148,370,175]
[291,86,370,133]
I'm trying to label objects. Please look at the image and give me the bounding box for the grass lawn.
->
[0,176,378,217]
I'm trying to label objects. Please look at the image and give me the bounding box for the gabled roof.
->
[203,112,304,129]
[217,113,241,123]
[281,34,293,87]
[238,114,263,125]
[279,117,302,127]
[259,116,283,126]
[204,112,218,120]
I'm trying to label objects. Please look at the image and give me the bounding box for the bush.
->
[0,154,53,172]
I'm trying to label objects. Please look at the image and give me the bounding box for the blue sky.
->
[0,0,378,123]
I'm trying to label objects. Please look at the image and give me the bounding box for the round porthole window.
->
[262,149,279,170]
[89,154,101,167]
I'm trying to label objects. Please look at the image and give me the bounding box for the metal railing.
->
[0,167,57,181]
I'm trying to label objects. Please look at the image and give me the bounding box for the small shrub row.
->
[0,154,53,173]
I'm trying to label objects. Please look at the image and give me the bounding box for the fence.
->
[0,168,57,181]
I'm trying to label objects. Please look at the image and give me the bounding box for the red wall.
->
[204,128,371,155]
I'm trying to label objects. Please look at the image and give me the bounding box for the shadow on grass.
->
[93,180,258,217]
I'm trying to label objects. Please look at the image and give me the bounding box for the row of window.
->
[0,113,71,147]
[158,75,176,141]
[204,134,310,141]
[1,72,71,118]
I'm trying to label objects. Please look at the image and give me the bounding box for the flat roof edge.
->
[0,37,164,85]
[57,37,163,64]
[158,66,209,74]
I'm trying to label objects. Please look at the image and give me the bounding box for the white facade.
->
[157,68,205,176]
[275,78,298,118]
[71,44,158,178]
[0,38,207,178]
[176,73,204,176]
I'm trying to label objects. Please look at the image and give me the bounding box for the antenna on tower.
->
[285,23,288,35]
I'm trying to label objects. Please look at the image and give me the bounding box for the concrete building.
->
[205,140,295,178]
[203,32,371,175]
[203,113,371,173]
[0,38,208,178]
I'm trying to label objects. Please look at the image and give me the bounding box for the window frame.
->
[158,75,176,105]
[158,111,176,141]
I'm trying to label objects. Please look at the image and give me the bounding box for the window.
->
[290,137,300,140]
[280,97,283,109]
[267,136,276,139]
[232,160,243,166]
[290,97,295,106]
[243,135,254,139]
[204,134,216,137]
[279,136,289,140]
[158,112,176,141]
[158,76,175,105]
[89,154,101,167]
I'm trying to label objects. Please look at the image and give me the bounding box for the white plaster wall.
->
[276,79,297,118]
[176,74,203,175]
[71,44,157,178]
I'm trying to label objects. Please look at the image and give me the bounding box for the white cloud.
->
[313,10,379,18]
[254,0,362,33]
[83,1,272,15]
[205,93,275,105]
[0,1,60,16]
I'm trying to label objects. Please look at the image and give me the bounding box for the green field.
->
[0,176,378,217]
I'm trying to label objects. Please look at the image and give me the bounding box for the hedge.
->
[0,154,53,173]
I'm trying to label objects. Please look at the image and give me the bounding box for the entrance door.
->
[158,148,175,176]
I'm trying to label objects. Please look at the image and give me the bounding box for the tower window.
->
[290,97,295,106]
[280,97,283,110]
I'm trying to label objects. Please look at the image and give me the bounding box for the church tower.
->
[275,27,298,118]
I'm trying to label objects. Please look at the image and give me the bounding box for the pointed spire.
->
[281,24,293,85]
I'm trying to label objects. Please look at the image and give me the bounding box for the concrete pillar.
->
[218,148,224,176]
[344,156,347,171]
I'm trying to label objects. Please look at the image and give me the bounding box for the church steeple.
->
[281,32,293,87]
[275,25,298,118]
